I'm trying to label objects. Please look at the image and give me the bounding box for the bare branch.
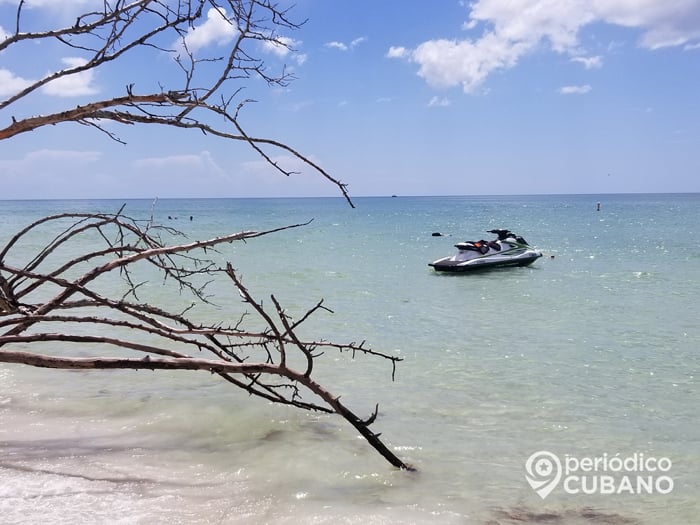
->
[0,0,354,206]
[0,210,411,470]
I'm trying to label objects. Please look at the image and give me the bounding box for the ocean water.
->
[0,194,698,524]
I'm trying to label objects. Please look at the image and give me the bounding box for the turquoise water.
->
[0,194,698,524]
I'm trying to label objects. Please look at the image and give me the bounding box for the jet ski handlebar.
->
[487,229,529,245]
[488,229,514,240]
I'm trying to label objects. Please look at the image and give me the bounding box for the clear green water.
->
[1,194,698,524]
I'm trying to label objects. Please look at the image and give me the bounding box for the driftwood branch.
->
[0,210,412,470]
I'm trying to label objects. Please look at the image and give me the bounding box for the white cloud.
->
[0,149,104,198]
[20,149,102,164]
[413,34,527,92]
[325,36,366,52]
[0,1,105,26]
[183,7,238,52]
[0,69,35,97]
[41,57,98,97]
[262,36,300,57]
[571,55,603,69]
[239,153,334,196]
[261,36,306,65]
[242,154,302,175]
[386,46,409,58]
[126,151,235,197]
[591,0,700,49]
[325,41,348,51]
[0,0,96,7]
[0,0,98,13]
[559,84,592,94]
[428,96,451,107]
[132,151,224,175]
[182,10,306,65]
[390,0,700,93]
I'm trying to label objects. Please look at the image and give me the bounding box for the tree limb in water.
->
[0,210,412,470]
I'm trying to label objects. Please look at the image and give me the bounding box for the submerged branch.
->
[0,210,410,470]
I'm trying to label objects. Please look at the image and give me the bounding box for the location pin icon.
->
[525,450,562,499]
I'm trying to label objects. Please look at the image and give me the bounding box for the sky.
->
[1,0,700,199]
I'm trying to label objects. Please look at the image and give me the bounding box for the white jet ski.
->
[429,229,542,272]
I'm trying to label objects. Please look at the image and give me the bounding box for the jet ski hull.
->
[429,250,542,272]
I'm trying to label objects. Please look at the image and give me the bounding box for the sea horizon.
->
[2,190,699,203]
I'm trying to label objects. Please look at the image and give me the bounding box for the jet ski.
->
[429,229,542,272]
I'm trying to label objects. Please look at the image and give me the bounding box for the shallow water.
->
[1,194,698,524]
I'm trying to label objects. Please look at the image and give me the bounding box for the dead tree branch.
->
[0,0,353,206]
[0,210,412,470]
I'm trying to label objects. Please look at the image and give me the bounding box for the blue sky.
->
[1,0,700,199]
